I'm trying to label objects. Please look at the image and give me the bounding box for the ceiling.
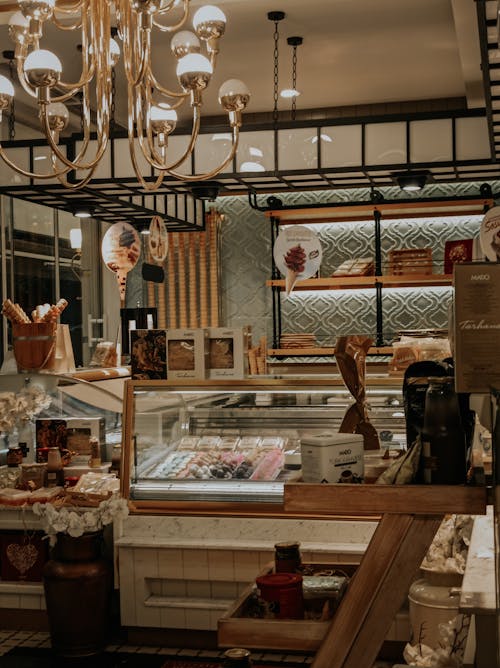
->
[0,0,486,124]
[0,0,498,228]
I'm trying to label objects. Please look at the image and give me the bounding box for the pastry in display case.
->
[121,378,407,506]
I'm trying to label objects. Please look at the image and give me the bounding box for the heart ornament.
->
[6,542,39,575]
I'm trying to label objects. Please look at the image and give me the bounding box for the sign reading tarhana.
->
[454,262,500,393]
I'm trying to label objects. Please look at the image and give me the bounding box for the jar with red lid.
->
[255,572,304,619]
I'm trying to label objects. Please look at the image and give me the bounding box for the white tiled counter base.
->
[116,514,410,641]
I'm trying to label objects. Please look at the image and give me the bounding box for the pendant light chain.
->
[7,56,15,141]
[287,36,303,122]
[110,67,116,136]
[268,11,285,128]
[273,19,280,125]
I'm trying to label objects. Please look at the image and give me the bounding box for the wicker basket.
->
[12,322,56,372]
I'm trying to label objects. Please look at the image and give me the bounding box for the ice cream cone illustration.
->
[284,244,306,295]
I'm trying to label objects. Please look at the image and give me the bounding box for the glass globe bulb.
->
[151,104,178,122]
[109,38,120,67]
[193,5,226,41]
[47,101,69,131]
[193,5,226,29]
[218,78,250,112]
[24,49,62,88]
[176,53,212,77]
[0,75,15,99]
[171,31,201,59]
[9,10,31,45]
[24,49,62,73]
[151,103,177,135]
[9,11,30,28]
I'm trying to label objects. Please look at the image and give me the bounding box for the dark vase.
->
[42,530,112,657]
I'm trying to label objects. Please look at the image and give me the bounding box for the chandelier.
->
[0,0,250,191]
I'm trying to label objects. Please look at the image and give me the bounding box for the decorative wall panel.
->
[216,182,493,348]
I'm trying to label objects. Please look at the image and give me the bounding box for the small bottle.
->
[45,447,65,488]
[274,541,302,573]
[421,377,467,485]
[89,436,101,468]
[222,648,252,668]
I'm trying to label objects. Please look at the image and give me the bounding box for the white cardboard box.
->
[167,328,208,379]
[300,432,364,483]
[208,327,248,379]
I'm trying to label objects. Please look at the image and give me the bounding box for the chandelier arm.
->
[39,101,110,171]
[15,54,38,99]
[127,131,166,192]
[165,126,239,181]
[147,70,190,102]
[0,143,73,179]
[152,0,190,32]
[136,89,203,172]
[52,157,100,190]
[51,14,82,30]
[119,0,147,88]
[54,0,85,14]
[156,0,187,15]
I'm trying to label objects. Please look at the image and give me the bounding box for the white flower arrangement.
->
[32,496,129,546]
[0,384,52,434]
[421,514,473,574]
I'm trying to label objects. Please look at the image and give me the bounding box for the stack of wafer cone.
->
[247,335,267,376]
[1,299,30,324]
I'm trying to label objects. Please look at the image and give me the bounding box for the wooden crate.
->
[218,563,358,651]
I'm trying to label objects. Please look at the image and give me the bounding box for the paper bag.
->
[50,324,76,373]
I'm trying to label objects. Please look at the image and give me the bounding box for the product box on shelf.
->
[35,418,67,463]
[208,327,248,379]
[130,329,167,380]
[36,417,105,464]
[454,262,500,393]
[167,328,208,379]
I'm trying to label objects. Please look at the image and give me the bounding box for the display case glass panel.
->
[122,379,406,505]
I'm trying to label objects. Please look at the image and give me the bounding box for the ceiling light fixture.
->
[0,0,250,191]
[394,171,429,192]
[72,205,93,219]
[282,36,302,120]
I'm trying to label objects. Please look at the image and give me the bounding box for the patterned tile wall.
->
[215,182,494,345]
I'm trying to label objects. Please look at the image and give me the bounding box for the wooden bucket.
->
[12,322,56,372]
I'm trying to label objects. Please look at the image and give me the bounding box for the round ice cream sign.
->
[481,206,500,262]
[273,225,322,295]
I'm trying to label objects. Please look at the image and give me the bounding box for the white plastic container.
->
[300,431,364,483]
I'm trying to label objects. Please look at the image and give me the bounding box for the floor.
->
[0,629,396,667]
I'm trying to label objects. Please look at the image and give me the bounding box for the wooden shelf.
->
[266,274,453,291]
[268,346,393,356]
[264,198,493,223]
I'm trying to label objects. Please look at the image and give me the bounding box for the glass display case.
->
[121,378,406,507]
[0,372,123,471]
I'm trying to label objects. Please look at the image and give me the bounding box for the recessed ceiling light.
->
[34,156,47,161]
[393,171,429,192]
[212,133,232,142]
[311,133,332,144]
[240,161,265,172]
[280,88,300,99]
[249,147,263,158]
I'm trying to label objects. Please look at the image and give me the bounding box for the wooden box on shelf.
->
[387,248,433,275]
[218,562,358,651]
